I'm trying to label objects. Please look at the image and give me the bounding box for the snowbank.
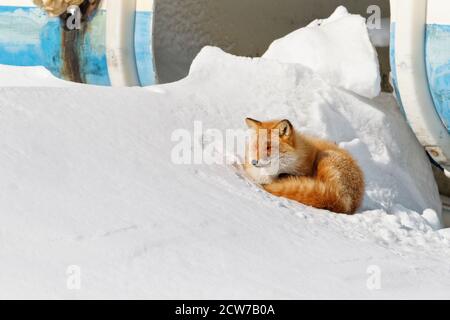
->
[263,6,381,99]
[188,46,441,218]
[0,64,80,87]
[0,46,449,299]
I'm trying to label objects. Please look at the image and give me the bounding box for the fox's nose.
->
[251,160,258,167]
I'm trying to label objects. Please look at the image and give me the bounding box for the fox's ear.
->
[275,120,293,137]
[245,118,262,129]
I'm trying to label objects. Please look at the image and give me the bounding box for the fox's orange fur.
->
[244,118,364,214]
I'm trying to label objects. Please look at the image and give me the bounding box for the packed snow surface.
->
[0,8,449,299]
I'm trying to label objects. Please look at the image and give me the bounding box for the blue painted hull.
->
[0,5,154,86]
[426,24,450,131]
[391,21,450,133]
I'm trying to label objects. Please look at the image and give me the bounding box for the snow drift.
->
[0,7,449,299]
[187,46,441,218]
[263,6,381,99]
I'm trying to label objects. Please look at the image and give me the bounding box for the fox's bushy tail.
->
[264,176,354,214]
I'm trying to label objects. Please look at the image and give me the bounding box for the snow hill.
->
[0,7,449,299]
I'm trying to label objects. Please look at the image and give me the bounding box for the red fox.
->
[244,118,365,214]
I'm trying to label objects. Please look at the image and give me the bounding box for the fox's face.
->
[244,118,297,184]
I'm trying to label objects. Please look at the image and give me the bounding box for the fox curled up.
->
[244,118,365,214]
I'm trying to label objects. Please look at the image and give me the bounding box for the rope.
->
[33,0,86,17]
